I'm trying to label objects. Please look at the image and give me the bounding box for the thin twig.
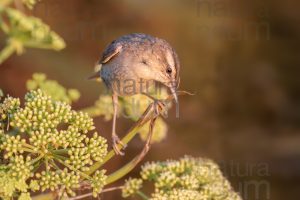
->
[104,105,158,185]
[86,101,157,175]
[68,186,123,200]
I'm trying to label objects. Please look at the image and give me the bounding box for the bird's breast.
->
[101,64,155,96]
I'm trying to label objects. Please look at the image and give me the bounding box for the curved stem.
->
[22,147,37,153]
[22,143,35,150]
[51,149,69,155]
[68,186,123,200]
[105,117,156,185]
[86,103,156,175]
[137,191,149,200]
[52,153,68,161]
[30,154,44,164]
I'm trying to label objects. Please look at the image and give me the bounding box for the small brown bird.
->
[89,33,180,155]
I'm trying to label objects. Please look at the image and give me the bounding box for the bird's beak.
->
[87,71,100,80]
[170,86,178,104]
[169,86,179,118]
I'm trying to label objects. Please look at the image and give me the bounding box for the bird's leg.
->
[131,116,157,166]
[112,94,127,156]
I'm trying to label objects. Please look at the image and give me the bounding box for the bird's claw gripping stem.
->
[112,134,127,156]
[153,100,167,117]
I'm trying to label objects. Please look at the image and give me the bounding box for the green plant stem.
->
[105,116,156,185]
[86,104,155,175]
[51,149,69,154]
[22,147,37,153]
[105,156,138,184]
[45,157,49,171]
[24,41,64,50]
[51,152,68,160]
[137,191,149,200]
[22,143,35,149]
[30,154,44,164]
[32,193,56,200]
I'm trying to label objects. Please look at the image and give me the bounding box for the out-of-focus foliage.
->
[122,156,242,200]
[139,118,168,143]
[22,0,41,9]
[82,94,115,121]
[0,89,108,199]
[0,0,65,64]
[26,73,80,104]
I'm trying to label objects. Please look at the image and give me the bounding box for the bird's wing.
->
[100,42,122,64]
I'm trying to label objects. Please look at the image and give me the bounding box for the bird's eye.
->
[166,67,172,74]
[141,59,148,65]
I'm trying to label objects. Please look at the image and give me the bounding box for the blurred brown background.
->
[1,0,300,199]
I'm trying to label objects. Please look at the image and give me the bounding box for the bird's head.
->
[144,42,180,115]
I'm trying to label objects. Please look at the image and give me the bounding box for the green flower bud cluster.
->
[151,189,203,200]
[90,170,107,197]
[11,89,73,132]
[0,1,65,64]
[0,89,108,199]
[88,132,108,162]
[70,111,94,133]
[154,171,178,189]
[26,73,80,104]
[18,192,32,200]
[0,170,28,199]
[36,168,80,196]
[9,90,96,150]
[66,146,92,171]
[8,155,33,180]
[29,180,40,191]
[64,133,107,172]
[5,7,65,51]
[122,178,143,198]
[1,135,26,158]
[0,96,20,122]
[140,162,163,181]
[123,156,242,200]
